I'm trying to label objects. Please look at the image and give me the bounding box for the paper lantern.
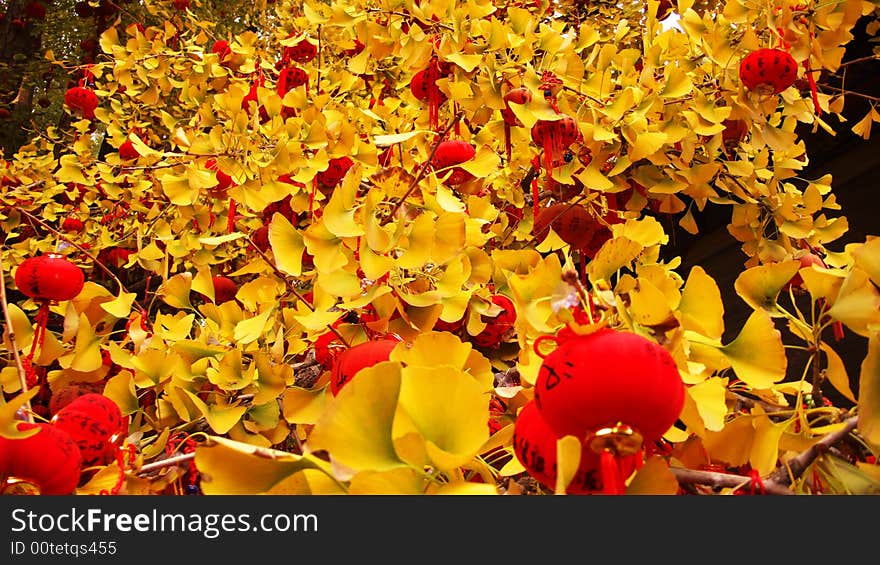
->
[739,48,798,95]
[0,423,82,494]
[15,254,85,302]
[330,337,402,396]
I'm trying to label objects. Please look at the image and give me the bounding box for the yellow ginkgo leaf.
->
[281,386,328,426]
[233,307,274,345]
[679,266,725,339]
[183,389,248,435]
[821,342,856,403]
[626,456,680,495]
[750,407,788,476]
[100,291,137,319]
[826,268,880,338]
[687,377,728,432]
[206,349,254,391]
[57,312,103,372]
[323,170,366,238]
[586,236,643,286]
[307,361,406,473]
[858,334,880,446]
[555,435,582,495]
[852,237,880,286]
[395,365,490,471]
[158,272,194,310]
[628,277,676,327]
[0,388,41,440]
[195,435,328,495]
[268,212,305,277]
[733,260,801,315]
[103,371,138,416]
[460,145,501,178]
[703,416,755,467]
[348,468,426,495]
[719,310,787,390]
[389,331,494,390]
[427,482,498,495]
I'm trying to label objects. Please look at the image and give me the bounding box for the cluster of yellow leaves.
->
[2,0,879,494]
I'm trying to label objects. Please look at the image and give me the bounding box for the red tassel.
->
[804,60,821,116]
[27,301,52,362]
[833,321,845,341]
[531,177,539,230]
[309,176,318,220]
[504,121,512,162]
[748,469,765,495]
[599,450,625,495]
[429,79,440,131]
[226,198,237,234]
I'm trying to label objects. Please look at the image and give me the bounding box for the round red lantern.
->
[210,275,238,304]
[211,40,232,61]
[118,139,140,160]
[277,65,309,95]
[52,393,123,466]
[410,60,450,130]
[534,203,598,251]
[739,48,798,95]
[330,337,402,396]
[513,401,638,494]
[15,254,85,302]
[317,156,355,189]
[64,86,98,119]
[534,328,685,445]
[0,422,82,494]
[431,140,476,186]
[283,36,317,64]
[531,114,580,174]
[501,87,532,126]
[472,294,517,348]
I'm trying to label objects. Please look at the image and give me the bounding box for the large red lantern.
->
[533,327,685,493]
[531,114,580,172]
[431,140,476,186]
[15,254,85,303]
[0,422,82,494]
[51,393,123,466]
[210,275,238,305]
[513,401,639,494]
[533,203,597,251]
[64,86,98,119]
[330,337,402,396]
[739,48,798,95]
[410,59,450,131]
[283,35,317,64]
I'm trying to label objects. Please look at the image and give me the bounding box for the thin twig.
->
[139,452,196,474]
[0,250,33,423]
[380,111,465,225]
[767,415,859,487]
[669,466,795,495]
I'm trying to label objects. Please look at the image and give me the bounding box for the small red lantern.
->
[472,294,517,349]
[118,139,140,160]
[277,65,309,96]
[52,393,123,466]
[330,337,402,396]
[64,86,98,119]
[211,40,232,61]
[533,327,685,493]
[317,156,354,189]
[431,140,476,186]
[210,275,238,304]
[514,401,639,494]
[0,422,82,494]
[410,59,450,130]
[15,254,85,302]
[283,35,317,64]
[252,225,271,252]
[534,203,597,251]
[739,48,798,95]
[721,119,749,146]
[62,217,84,233]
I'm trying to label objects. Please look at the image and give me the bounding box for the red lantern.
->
[210,275,238,304]
[211,40,232,61]
[206,158,235,196]
[0,422,82,494]
[64,86,98,119]
[431,140,475,186]
[330,337,402,396]
[513,401,639,494]
[24,1,47,20]
[317,156,354,189]
[472,294,517,348]
[739,48,798,95]
[277,65,309,96]
[252,225,271,252]
[52,393,123,466]
[62,217,84,233]
[534,203,598,251]
[410,59,450,130]
[283,36,317,64]
[533,327,684,493]
[118,139,140,160]
[15,254,85,302]
[721,119,749,146]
